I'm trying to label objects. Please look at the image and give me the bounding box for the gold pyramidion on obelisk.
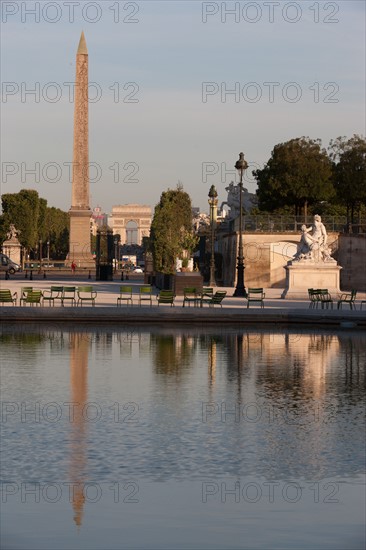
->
[68,32,94,267]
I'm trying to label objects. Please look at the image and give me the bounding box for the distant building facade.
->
[109,204,152,245]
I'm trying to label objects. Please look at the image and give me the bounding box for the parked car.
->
[0,253,21,274]
[133,267,143,273]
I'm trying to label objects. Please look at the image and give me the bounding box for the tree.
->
[150,185,194,273]
[0,189,69,259]
[329,134,366,225]
[43,206,69,259]
[253,137,334,217]
[1,189,40,250]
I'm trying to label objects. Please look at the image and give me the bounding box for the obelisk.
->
[68,32,94,267]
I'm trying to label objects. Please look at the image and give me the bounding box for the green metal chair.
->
[308,288,319,309]
[20,287,33,306]
[139,285,152,306]
[61,287,76,306]
[246,288,265,308]
[77,286,97,306]
[42,286,64,307]
[24,290,43,306]
[201,290,227,308]
[183,287,198,307]
[337,290,357,310]
[0,289,17,306]
[318,289,333,310]
[157,290,175,306]
[117,286,133,306]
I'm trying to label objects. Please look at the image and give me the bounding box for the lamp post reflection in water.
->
[69,332,89,528]
[208,338,216,387]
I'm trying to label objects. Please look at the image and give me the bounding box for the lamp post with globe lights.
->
[233,152,248,297]
[208,185,218,287]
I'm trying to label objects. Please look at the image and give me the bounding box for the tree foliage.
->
[0,189,69,259]
[253,137,334,216]
[150,186,194,273]
[329,134,366,223]
[1,190,41,249]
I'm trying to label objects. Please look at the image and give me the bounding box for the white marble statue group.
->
[293,215,335,263]
[224,181,256,219]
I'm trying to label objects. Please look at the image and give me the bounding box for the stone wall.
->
[218,232,340,289]
[337,234,366,291]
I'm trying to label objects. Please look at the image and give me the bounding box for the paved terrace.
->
[1,272,365,327]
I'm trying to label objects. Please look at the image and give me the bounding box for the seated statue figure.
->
[293,215,333,262]
[225,182,240,219]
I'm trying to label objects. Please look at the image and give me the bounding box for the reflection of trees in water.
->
[198,333,253,385]
[334,333,366,401]
[151,333,197,375]
[0,324,66,361]
[115,330,147,358]
[0,331,44,346]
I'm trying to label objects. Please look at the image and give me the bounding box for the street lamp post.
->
[114,238,118,273]
[233,152,248,297]
[208,185,218,287]
[47,240,50,263]
[39,239,42,264]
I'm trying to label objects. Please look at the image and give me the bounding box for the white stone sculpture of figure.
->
[225,182,241,219]
[6,224,20,241]
[293,215,333,262]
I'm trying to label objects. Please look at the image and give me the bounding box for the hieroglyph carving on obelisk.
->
[68,32,94,266]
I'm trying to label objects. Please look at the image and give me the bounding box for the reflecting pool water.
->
[1,325,365,549]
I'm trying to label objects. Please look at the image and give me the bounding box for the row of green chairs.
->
[42,286,97,306]
[117,286,227,308]
[3,286,98,307]
[0,287,44,307]
[117,285,153,306]
[180,287,227,308]
[308,289,334,310]
[308,289,358,310]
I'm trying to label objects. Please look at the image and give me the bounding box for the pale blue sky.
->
[1,1,365,214]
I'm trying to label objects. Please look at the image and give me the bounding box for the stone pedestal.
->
[68,208,94,267]
[173,272,204,295]
[2,239,22,265]
[281,263,342,299]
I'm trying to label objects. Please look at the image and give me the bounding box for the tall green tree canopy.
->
[1,189,41,249]
[0,189,69,258]
[253,137,334,216]
[150,185,194,273]
[329,134,366,223]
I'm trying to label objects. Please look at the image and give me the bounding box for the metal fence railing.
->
[221,216,365,234]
